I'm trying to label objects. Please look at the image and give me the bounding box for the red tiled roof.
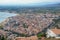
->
[15,36,38,40]
[51,29,60,34]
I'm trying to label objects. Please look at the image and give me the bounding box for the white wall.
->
[46,29,56,38]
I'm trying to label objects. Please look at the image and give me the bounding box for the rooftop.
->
[51,29,60,34]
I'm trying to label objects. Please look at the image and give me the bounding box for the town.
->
[0,0,60,40]
[0,13,60,40]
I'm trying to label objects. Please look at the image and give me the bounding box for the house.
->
[15,36,38,40]
[46,29,60,38]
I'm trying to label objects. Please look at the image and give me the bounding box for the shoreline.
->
[0,12,19,24]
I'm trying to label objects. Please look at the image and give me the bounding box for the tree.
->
[37,33,43,38]
[37,32,46,39]
[0,25,3,29]
[0,35,7,40]
[23,23,28,28]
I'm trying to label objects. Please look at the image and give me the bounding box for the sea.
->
[0,12,17,23]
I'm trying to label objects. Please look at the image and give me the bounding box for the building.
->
[15,36,38,40]
[46,29,60,38]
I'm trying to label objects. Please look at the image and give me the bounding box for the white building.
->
[46,29,60,38]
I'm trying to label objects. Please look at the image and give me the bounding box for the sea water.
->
[0,12,17,23]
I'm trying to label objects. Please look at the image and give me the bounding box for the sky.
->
[0,0,60,6]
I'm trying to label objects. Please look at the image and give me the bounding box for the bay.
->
[0,12,17,23]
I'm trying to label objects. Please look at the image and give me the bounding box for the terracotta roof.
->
[15,36,38,40]
[51,29,60,34]
[41,37,45,40]
[15,37,27,40]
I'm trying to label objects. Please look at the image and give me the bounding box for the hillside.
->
[0,3,60,14]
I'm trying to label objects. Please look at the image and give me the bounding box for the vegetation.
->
[20,33,27,37]
[0,35,7,40]
[23,23,28,28]
[0,25,3,29]
[53,18,60,24]
[52,18,60,29]
[37,32,46,38]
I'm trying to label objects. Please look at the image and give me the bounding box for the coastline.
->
[0,12,19,24]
